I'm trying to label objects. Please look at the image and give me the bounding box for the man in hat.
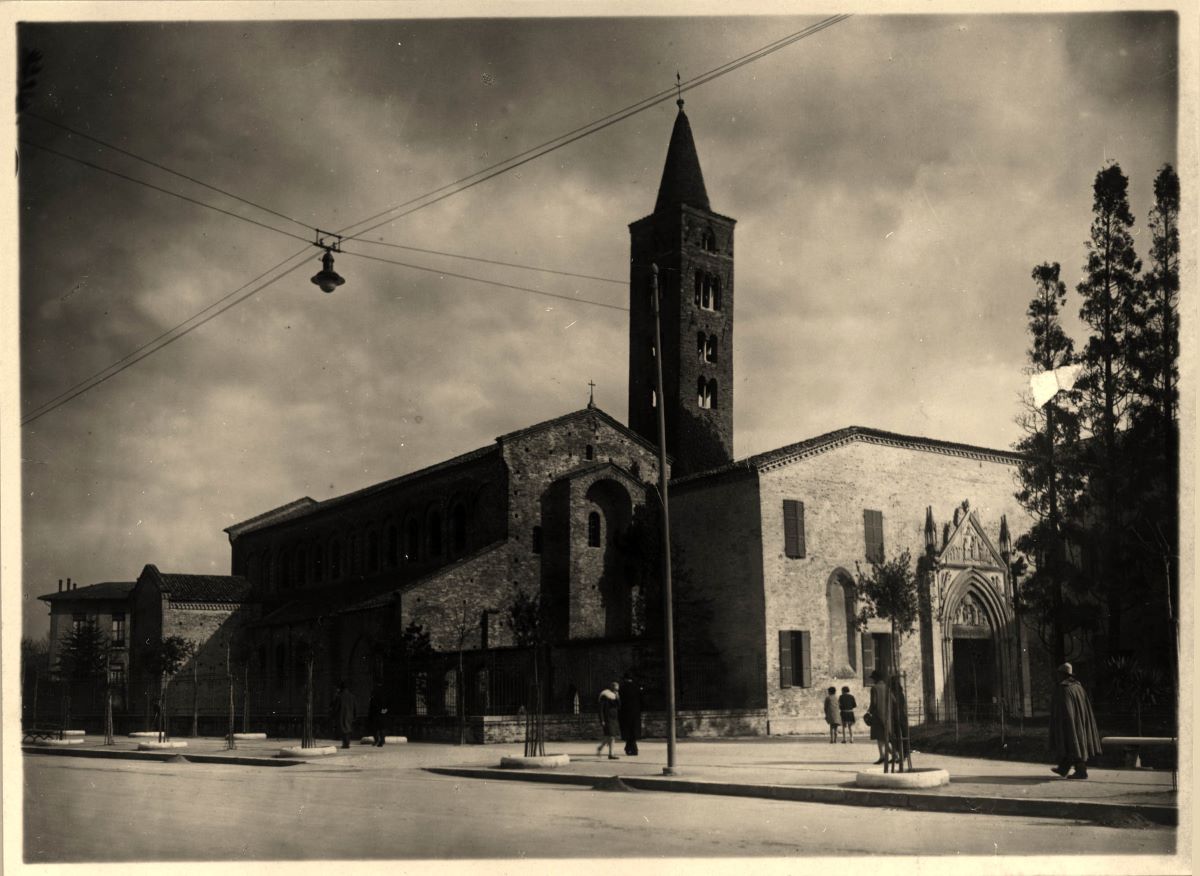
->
[1049,662,1103,779]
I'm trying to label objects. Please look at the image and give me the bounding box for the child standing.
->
[823,686,841,743]
[838,685,858,743]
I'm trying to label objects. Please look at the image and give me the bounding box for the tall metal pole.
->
[650,263,679,775]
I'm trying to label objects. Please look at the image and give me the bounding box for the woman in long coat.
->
[867,670,890,765]
[1049,663,1103,779]
[596,681,621,759]
[331,681,357,750]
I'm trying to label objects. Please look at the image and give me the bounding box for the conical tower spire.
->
[653,99,710,213]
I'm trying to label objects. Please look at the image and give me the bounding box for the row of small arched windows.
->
[696,332,717,363]
[694,271,722,311]
[697,377,718,410]
[248,502,472,591]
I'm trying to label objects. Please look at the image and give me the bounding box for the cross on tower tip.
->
[676,72,684,109]
[588,380,596,408]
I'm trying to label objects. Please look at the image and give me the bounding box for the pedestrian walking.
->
[596,680,621,759]
[367,684,388,747]
[866,669,889,764]
[838,685,857,743]
[330,680,357,749]
[1049,662,1103,779]
[823,686,841,743]
[618,673,642,756]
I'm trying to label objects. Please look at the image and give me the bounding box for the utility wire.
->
[21,248,312,424]
[337,14,851,242]
[24,110,315,234]
[21,254,313,427]
[21,15,850,424]
[349,238,625,285]
[18,138,314,245]
[338,246,629,312]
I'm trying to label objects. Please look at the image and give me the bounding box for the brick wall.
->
[671,470,767,708]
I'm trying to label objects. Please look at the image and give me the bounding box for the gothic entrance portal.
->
[951,637,995,721]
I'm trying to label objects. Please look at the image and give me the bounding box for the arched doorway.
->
[942,571,1012,722]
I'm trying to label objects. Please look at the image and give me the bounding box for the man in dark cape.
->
[1049,662,1102,779]
[618,673,642,756]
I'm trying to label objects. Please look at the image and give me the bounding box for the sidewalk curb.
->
[22,744,303,767]
[425,766,1177,826]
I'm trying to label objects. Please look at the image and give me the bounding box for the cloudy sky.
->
[13,10,1179,639]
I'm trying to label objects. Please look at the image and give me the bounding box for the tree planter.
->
[37,737,86,746]
[359,736,407,744]
[232,732,268,740]
[129,731,161,738]
[138,740,188,750]
[278,745,337,758]
[499,753,571,769]
[61,729,85,736]
[854,767,949,789]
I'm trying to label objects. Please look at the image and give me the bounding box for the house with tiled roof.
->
[39,578,136,708]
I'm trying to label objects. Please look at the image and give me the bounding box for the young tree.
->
[144,636,194,742]
[852,550,919,673]
[21,636,50,723]
[1075,162,1143,654]
[1013,262,1086,664]
[507,589,550,757]
[294,634,321,748]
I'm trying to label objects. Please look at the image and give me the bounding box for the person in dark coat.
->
[885,673,911,764]
[618,673,642,756]
[595,681,621,759]
[367,684,388,747]
[1049,662,1103,779]
[866,670,890,765]
[331,680,357,749]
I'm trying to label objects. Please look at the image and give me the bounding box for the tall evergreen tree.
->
[1125,164,1180,675]
[1013,263,1086,663]
[1075,163,1143,655]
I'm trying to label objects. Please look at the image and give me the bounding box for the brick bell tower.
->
[628,98,735,477]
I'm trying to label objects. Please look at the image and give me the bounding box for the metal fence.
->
[21,646,758,736]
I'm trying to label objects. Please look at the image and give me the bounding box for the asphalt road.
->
[24,754,1174,863]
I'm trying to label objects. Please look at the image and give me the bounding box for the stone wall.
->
[754,436,1030,732]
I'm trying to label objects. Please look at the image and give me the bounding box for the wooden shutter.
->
[861,632,875,686]
[778,630,793,688]
[864,509,884,563]
[797,630,812,688]
[783,500,806,558]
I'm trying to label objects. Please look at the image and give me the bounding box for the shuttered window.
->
[778,630,812,689]
[864,509,884,563]
[783,500,806,558]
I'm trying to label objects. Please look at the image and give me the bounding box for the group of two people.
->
[822,685,860,743]
[596,676,642,759]
[330,681,389,749]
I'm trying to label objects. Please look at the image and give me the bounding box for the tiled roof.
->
[140,566,252,603]
[39,581,135,602]
[654,106,710,213]
[673,426,1023,488]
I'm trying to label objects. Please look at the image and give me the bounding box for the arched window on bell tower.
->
[705,334,717,363]
[696,332,706,362]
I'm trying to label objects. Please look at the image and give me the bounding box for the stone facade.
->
[672,429,1034,734]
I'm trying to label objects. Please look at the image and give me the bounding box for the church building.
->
[43,99,1039,738]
